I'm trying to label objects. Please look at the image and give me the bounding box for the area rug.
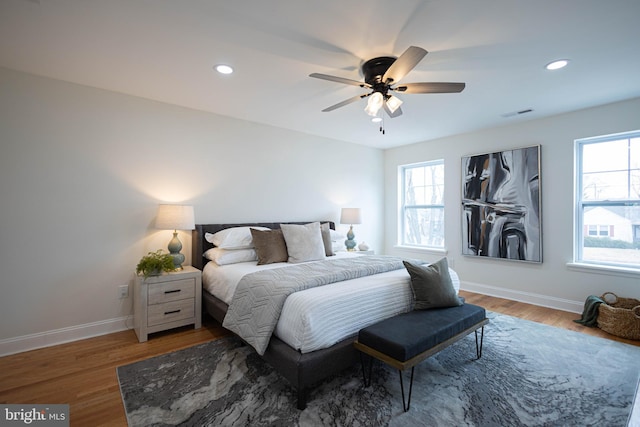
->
[117,312,640,426]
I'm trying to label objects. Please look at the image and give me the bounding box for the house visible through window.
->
[399,160,445,248]
[575,131,640,269]
[587,224,611,237]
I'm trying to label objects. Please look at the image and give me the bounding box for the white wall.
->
[0,68,384,354]
[384,97,640,311]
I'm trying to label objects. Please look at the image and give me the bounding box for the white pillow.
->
[203,247,257,265]
[280,222,327,263]
[205,226,270,249]
[329,229,346,242]
[449,268,461,294]
[321,222,335,256]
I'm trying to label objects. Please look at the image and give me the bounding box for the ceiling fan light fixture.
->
[545,59,569,71]
[364,92,384,116]
[386,95,403,113]
[371,116,383,123]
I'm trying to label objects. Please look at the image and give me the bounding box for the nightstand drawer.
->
[147,299,195,326]
[148,278,195,304]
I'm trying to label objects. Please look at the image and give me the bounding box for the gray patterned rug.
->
[117,313,640,426]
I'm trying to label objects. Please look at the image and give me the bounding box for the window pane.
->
[580,204,640,267]
[403,207,444,246]
[582,170,632,200]
[582,139,629,173]
[405,163,444,206]
[631,137,640,168]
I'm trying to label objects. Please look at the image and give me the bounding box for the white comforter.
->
[203,253,460,353]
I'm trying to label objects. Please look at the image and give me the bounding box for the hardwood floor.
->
[1,291,638,426]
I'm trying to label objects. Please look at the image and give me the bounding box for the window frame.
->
[574,130,640,271]
[398,159,446,249]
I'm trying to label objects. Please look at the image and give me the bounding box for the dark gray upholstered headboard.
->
[191,221,335,271]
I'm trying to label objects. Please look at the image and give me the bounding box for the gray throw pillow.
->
[280,222,327,263]
[250,228,288,265]
[404,258,462,310]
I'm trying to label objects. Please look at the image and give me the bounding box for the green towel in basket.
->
[574,295,605,327]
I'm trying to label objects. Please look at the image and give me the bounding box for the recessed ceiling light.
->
[545,59,569,71]
[215,64,234,75]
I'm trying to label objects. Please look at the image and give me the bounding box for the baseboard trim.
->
[461,281,584,314]
[0,316,133,357]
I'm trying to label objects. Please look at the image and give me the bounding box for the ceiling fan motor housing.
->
[362,56,396,90]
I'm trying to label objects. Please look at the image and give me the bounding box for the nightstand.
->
[133,265,202,342]
[357,250,375,255]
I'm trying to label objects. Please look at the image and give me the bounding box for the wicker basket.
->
[597,292,640,340]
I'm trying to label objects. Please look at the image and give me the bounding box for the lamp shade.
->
[364,92,384,116]
[340,208,362,225]
[155,204,195,230]
[385,95,403,113]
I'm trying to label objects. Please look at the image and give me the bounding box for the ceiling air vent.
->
[501,108,534,118]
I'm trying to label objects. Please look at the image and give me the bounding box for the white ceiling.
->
[2,0,639,149]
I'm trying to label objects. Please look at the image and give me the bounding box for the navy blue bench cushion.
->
[357,303,487,362]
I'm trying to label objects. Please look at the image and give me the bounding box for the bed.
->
[191,221,459,409]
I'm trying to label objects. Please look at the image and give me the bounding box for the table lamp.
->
[340,208,361,251]
[155,204,195,270]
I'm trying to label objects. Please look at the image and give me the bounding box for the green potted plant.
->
[136,249,175,278]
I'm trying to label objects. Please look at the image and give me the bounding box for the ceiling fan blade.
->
[321,94,368,112]
[309,73,370,88]
[394,82,466,94]
[383,103,403,118]
[382,46,428,85]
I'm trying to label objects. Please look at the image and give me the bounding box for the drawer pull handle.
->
[164,309,181,315]
[164,289,181,294]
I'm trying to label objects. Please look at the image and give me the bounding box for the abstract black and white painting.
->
[461,145,541,262]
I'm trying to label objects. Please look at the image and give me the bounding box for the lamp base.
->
[168,231,185,270]
[345,225,357,251]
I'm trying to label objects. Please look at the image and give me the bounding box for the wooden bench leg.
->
[399,367,415,412]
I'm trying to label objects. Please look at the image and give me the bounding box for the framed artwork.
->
[461,145,541,262]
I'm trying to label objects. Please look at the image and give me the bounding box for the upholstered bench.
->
[354,303,488,412]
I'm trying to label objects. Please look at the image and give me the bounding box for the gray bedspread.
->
[222,255,411,355]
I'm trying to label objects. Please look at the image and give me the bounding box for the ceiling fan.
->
[309,46,465,120]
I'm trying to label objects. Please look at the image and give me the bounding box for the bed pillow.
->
[321,222,335,257]
[205,226,269,249]
[203,247,257,265]
[329,229,347,252]
[280,222,327,263]
[250,228,289,265]
[403,258,462,310]
[329,229,346,242]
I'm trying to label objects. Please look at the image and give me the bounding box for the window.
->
[399,160,445,248]
[575,131,640,269]
[585,225,610,237]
